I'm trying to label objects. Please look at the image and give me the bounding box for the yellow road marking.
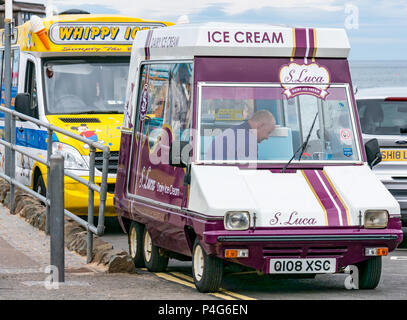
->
[170,271,193,282]
[219,288,257,300]
[170,272,257,301]
[155,272,237,300]
[229,271,257,276]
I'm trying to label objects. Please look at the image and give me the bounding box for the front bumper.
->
[62,175,116,216]
[203,220,402,274]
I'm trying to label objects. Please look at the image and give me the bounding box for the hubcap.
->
[129,227,137,258]
[193,244,205,282]
[144,230,152,263]
[36,184,42,195]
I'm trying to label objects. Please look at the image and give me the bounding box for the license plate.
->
[381,149,407,162]
[269,258,336,274]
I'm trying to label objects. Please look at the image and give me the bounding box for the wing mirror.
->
[365,138,382,168]
[14,93,32,119]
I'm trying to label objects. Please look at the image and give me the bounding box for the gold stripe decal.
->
[301,170,328,226]
[322,171,350,226]
[312,28,317,62]
[291,28,296,61]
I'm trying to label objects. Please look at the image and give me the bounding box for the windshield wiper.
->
[281,111,319,173]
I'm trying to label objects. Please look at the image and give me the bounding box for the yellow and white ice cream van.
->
[0,13,173,216]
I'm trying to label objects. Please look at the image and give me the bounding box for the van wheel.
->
[192,239,223,293]
[356,256,382,289]
[34,175,46,198]
[397,227,407,248]
[128,222,145,268]
[143,228,168,272]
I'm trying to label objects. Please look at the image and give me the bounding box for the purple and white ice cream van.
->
[114,23,403,292]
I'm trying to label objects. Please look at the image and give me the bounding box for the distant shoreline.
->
[349,60,407,62]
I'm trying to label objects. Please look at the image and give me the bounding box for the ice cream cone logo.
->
[30,15,51,50]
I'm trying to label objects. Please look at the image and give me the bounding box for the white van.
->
[114,23,403,292]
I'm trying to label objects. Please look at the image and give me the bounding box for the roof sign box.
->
[49,22,166,45]
[132,23,351,60]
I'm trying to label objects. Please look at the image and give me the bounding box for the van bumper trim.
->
[217,234,399,242]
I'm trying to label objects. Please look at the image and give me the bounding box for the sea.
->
[349,60,407,89]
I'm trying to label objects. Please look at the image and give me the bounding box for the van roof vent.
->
[59,9,91,15]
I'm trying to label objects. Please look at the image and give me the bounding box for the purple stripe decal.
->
[294,28,307,58]
[317,171,349,226]
[303,170,341,226]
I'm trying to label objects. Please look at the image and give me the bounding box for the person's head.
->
[248,110,276,143]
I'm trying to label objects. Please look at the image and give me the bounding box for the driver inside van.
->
[205,110,276,161]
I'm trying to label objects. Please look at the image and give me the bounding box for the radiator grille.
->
[263,246,348,259]
[94,151,119,174]
[59,117,101,123]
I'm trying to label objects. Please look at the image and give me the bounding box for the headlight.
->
[224,211,250,230]
[364,210,388,229]
[52,142,89,170]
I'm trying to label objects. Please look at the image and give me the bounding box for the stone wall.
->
[0,178,135,273]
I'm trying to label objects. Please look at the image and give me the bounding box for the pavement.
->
[0,204,217,300]
[2,202,407,303]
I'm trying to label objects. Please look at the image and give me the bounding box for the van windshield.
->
[43,58,129,114]
[198,84,360,163]
[357,99,407,135]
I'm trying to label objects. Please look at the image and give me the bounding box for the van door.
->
[0,49,21,176]
[15,56,46,188]
[128,62,193,254]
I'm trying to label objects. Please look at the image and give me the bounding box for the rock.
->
[0,183,10,203]
[93,248,112,265]
[3,191,10,207]
[107,254,136,274]
[0,177,136,274]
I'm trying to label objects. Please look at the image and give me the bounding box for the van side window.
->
[165,64,193,141]
[0,49,19,108]
[0,51,3,118]
[24,61,39,119]
[136,63,193,148]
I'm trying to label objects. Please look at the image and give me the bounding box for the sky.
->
[21,0,407,60]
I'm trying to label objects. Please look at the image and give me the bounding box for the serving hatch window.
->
[198,83,360,163]
[43,58,129,114]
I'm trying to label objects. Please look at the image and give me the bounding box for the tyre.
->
[356,256,382,289]
[192,239,223,293]
[128,221,145,268]
[34,174,46,205]
[397,227,407,248]
[143,228,168,272]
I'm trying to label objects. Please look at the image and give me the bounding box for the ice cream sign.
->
[280,63,331,100]
[48,22,164,45]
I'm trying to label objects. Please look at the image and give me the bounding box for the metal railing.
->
[0,105,111,271]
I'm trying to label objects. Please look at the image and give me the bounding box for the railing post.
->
[96,147,109,236]
[9,113,15,213]
[3,15,12,206]
[87,147,95,263]
[46,129,53,235]
[49,154,65,283]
